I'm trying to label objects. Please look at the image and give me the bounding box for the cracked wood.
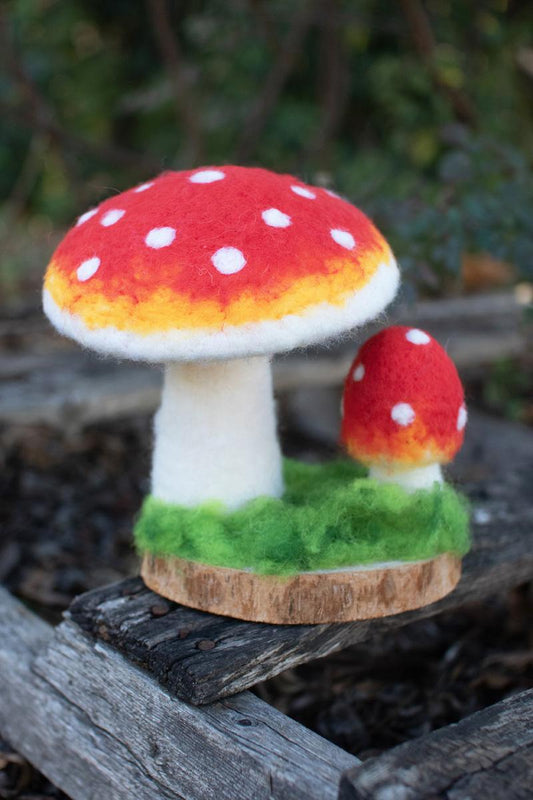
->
[69,412,533,704]
[0,587,357,800]
[339,688,533,799]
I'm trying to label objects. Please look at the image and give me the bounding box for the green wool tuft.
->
[134,459,470,575]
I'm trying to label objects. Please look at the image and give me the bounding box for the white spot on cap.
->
[331,229,355,250]
[211,247,246,275]
[76,208,98,226]
[145,227,176,249]
[134,182,154,193]
[325,189,341,199]
[76,257,100,282]
[457,404,467,431]
[353,364,365,381]
[189,169,225,184]
[391,402,415,427]
[291,185,316,199]
[262,208,291,228]
[100,209,125,227]
[406,328,430,345]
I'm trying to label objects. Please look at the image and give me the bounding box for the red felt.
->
[50,166,385,307]
[341,326,466,465]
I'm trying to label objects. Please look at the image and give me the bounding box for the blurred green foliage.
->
[1,0,533,296]
[482,357,533,422]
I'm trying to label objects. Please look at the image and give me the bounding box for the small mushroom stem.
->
[151,357,283,509]
[369,463,443,492]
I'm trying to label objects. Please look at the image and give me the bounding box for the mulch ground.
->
[1,412,532,797]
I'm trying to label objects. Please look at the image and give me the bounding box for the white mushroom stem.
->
[151,357,283,509]
[369,463,443,492]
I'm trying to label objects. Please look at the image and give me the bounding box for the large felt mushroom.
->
[341,326,467,490]
[44,166,399,509]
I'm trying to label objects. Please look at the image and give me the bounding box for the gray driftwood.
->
[1,290,528,431]
[0,587,357,800]
[68,411,533,705]
[339,688,533,799]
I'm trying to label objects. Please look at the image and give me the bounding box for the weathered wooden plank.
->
[0,349,162,430]
[339,688,533,799]
[67,516,533,707]
[0,587,357,800]
[69,412,533,705]
[276,288,529,390]
[1,290,527,430]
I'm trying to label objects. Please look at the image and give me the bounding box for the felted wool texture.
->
[369,462,443,492]
[341,326,466,468]
[43,258,398,362]
[43,165,400,362]
[134,458,470,576]
[151,357,283,509]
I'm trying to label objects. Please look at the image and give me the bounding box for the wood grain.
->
[69,411,533,705]
[2,291,526,432]
[141,553,461,624]
[0,587,357,800]
[339,688,533,799]
[70,515,533,706]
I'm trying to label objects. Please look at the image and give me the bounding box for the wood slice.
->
[141,553,461,625]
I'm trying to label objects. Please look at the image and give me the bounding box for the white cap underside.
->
[43,255,399,363]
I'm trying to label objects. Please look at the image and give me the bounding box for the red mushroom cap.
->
[341,326,466,468]
[43,166,398,361]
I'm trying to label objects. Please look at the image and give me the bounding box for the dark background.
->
[0,2,532,798]
[2,0,533,304]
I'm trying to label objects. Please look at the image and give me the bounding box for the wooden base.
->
[141,553,461,625]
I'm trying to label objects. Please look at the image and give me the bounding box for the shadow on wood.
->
[69,412,533,705]
[339,688,533,799]
[0,588,356,800]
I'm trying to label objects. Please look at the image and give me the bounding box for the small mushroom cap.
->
[43,166,399,361]
[341,326,466,468]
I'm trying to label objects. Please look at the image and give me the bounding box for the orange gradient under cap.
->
[341,326,467,468]
[43,166,399,361]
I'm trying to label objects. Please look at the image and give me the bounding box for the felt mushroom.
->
[341,326,466,490]
[43,166,399,509]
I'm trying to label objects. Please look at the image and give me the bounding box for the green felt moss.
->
[134,459,470,575]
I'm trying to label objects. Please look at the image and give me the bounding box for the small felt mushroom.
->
[43,166,399,509]
[341,326,467,491]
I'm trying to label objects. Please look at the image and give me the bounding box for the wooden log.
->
[0,587,357,800]
[68,510,533,706]
[140,553,461,625]
[276,288,530,390]
[68,411,533,704]
[339,688,533,799]
[1,290,527,431]
[0,349,161,430]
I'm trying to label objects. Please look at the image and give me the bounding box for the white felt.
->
[262,208,291,228]
[290,185,316,199]
[457,404,467,430]
[211,246,247,275]
[369,463,443,492]
[189,169,225,183]
[134,182,154,193]
[405,328,430,345]
[391,402,415,426]
[145,227,176,249]
[151,356,283,509]
[100,209,125,227]
[353,364,365,381]
[76,257,100,282]
[330,229,355,250]
[42,253,400,363]
[76,208,98,226]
